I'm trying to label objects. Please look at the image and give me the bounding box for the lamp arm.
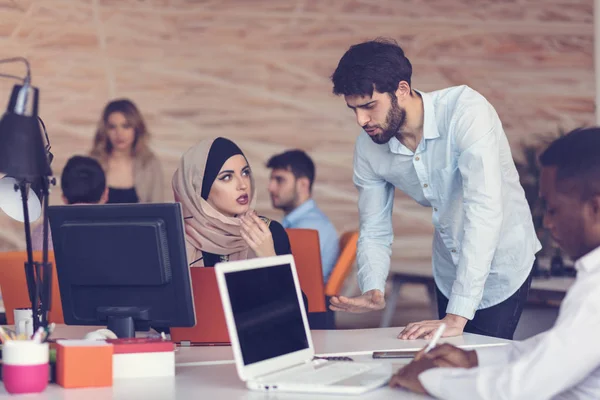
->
[0,57,31,84]
[40,176,54,326]
[37,116,53,165]
[18,182,37,311]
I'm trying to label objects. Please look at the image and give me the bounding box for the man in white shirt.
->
[329,38,541,340]
[390,126,600,399]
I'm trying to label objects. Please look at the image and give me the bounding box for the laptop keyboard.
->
[273,361,376,386]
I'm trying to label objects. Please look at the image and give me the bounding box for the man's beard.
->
[368,97,406,145]
[272,190,298,213]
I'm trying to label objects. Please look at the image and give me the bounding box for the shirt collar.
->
[387,89,440,155]
[282,199,316,227]
[416,89,441,141]
[575,245,600,273]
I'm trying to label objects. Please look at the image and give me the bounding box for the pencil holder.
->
[2,340,49,394]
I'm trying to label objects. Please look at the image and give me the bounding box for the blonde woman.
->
[90,99,163,203]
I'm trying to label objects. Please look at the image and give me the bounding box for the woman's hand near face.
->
[240,211,276,257]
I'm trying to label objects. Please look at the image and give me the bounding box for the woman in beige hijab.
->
[173,137,309,310]
[173,137,293,268]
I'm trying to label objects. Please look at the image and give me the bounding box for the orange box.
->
[56,340,113,388]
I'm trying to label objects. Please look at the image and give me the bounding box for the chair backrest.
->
[0,251,64,324]
[324,230,359,297]
[285,228,326,312]
[170,267,230,344]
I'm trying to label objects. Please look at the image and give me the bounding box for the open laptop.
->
[170,268,230,346]
[215,254,392,395]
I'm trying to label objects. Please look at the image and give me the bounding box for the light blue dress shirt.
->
[353,85,541,319]
[282,199,340,282]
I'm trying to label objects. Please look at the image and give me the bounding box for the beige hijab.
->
[172,138,257,266]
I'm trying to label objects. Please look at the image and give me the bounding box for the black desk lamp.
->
[0,57,54,332]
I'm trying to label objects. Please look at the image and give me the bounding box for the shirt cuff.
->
[358,274,386,295]
[446,294,478,320]
[419,367,480,400]
[418,368,451,398]
[475,346,512,366]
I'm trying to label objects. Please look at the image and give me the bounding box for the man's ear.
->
[395,81,411,99]
[296,177,310,195]
[589,194,600,222]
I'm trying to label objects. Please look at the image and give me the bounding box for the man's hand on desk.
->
[398,314,467,340]
[329,289,385,313]
[389,357,434,395]
[389,344,478,394]
[416,343,478,368]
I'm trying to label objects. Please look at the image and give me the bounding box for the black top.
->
[107,187,139,204]
[199,218,309,311]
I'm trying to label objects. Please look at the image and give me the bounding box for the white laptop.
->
[215,254,392,395]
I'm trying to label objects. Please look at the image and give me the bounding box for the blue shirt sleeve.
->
[447,101,504,319]
[353,136,395,294]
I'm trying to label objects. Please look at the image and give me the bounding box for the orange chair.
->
[325,231,359,297]
[285,228,326,312]
[0,251,64,324]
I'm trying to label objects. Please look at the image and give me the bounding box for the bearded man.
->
[329,38,541,341]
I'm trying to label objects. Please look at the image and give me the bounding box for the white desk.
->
[44,325,509,366]
[0,362,432,400]
[311,327,508,356]
[175,327,508,366]
[0,325,509,399]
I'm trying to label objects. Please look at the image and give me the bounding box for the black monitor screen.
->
[48,203,195,336]
[225,263,309,365]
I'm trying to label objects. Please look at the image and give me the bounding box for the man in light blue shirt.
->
[267,150,340,282]
[329,38,541,340]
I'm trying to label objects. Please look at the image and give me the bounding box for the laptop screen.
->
[224,262,309,365]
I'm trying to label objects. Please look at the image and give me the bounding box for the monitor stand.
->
[97,306,150,338]
[107,315,135,338]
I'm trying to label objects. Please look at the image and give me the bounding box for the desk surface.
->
[0,325,509,399]
[0,361,431,400]
[311,327,508,356]
[46,325,508,366]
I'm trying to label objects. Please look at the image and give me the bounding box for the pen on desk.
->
[423,323,446,354]
[42,322,56,343]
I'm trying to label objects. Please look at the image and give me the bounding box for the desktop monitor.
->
[48,203,196,338]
